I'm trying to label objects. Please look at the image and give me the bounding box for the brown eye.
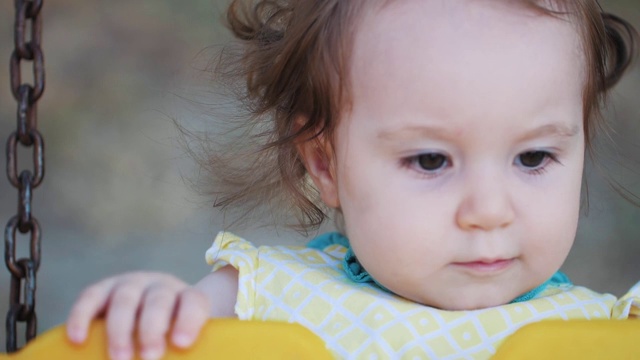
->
[518,151,547,168]
[417,153,447,171]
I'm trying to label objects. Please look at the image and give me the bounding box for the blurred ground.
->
[0,0,639,349]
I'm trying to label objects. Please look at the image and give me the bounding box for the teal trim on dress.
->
[307,232,572,303]
[509,271,572,303]
[307,231,350,250]
[343,247,392,292]
[307,232,391,292]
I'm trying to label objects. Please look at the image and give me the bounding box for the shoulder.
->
[205,232,265,274]
[536,281,640,320]
[621,281,640,299]
[613,281,640,319]
[206,231,347,269]
[203,231,348,320]
[205,232,258,262]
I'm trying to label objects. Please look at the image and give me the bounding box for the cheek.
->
[524,155,583,272]
[337,161,454,271]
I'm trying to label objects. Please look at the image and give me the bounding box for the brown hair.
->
[196,0,638,232]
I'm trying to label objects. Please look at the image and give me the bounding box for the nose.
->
[455,171,515,231]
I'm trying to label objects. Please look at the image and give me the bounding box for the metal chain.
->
[5,0,45,353]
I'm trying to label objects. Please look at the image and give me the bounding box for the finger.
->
[170,288,210,348]
[137,283,180,360]
[66,277,118,343]
[106,281,145,360]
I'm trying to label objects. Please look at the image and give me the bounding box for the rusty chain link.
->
[5,0,45,353]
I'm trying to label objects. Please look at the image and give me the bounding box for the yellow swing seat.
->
[0,319,639,359]
[0,319,333,360]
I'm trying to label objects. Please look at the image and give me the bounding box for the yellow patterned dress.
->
[206,232,640,360]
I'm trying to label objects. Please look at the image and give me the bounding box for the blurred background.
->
[0,0,639,347]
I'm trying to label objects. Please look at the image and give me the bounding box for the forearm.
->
[194,265,239,318]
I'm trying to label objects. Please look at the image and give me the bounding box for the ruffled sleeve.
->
[205,232,260,320]
[611,281,640,319]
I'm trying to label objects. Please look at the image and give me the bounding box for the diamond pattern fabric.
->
[206,232,640,359]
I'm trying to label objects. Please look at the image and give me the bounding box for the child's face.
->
[306,1,586,310]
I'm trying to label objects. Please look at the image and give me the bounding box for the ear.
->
[295,117,340,209]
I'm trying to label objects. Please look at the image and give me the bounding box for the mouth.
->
[451,258,515,274]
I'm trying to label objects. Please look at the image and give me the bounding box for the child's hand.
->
[66,272,211,360]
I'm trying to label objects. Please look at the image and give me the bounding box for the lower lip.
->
[453,259,514,273]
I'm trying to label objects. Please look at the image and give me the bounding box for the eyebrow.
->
[377,125,458,142]
[377,123,581,142]
[518,123,581,141]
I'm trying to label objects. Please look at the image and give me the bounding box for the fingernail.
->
[172,333,193,348]
[141,347,164,360]
[67,327,85,343]
[109,347,132,360]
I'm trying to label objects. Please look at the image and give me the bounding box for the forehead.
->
[346,0,584,132]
